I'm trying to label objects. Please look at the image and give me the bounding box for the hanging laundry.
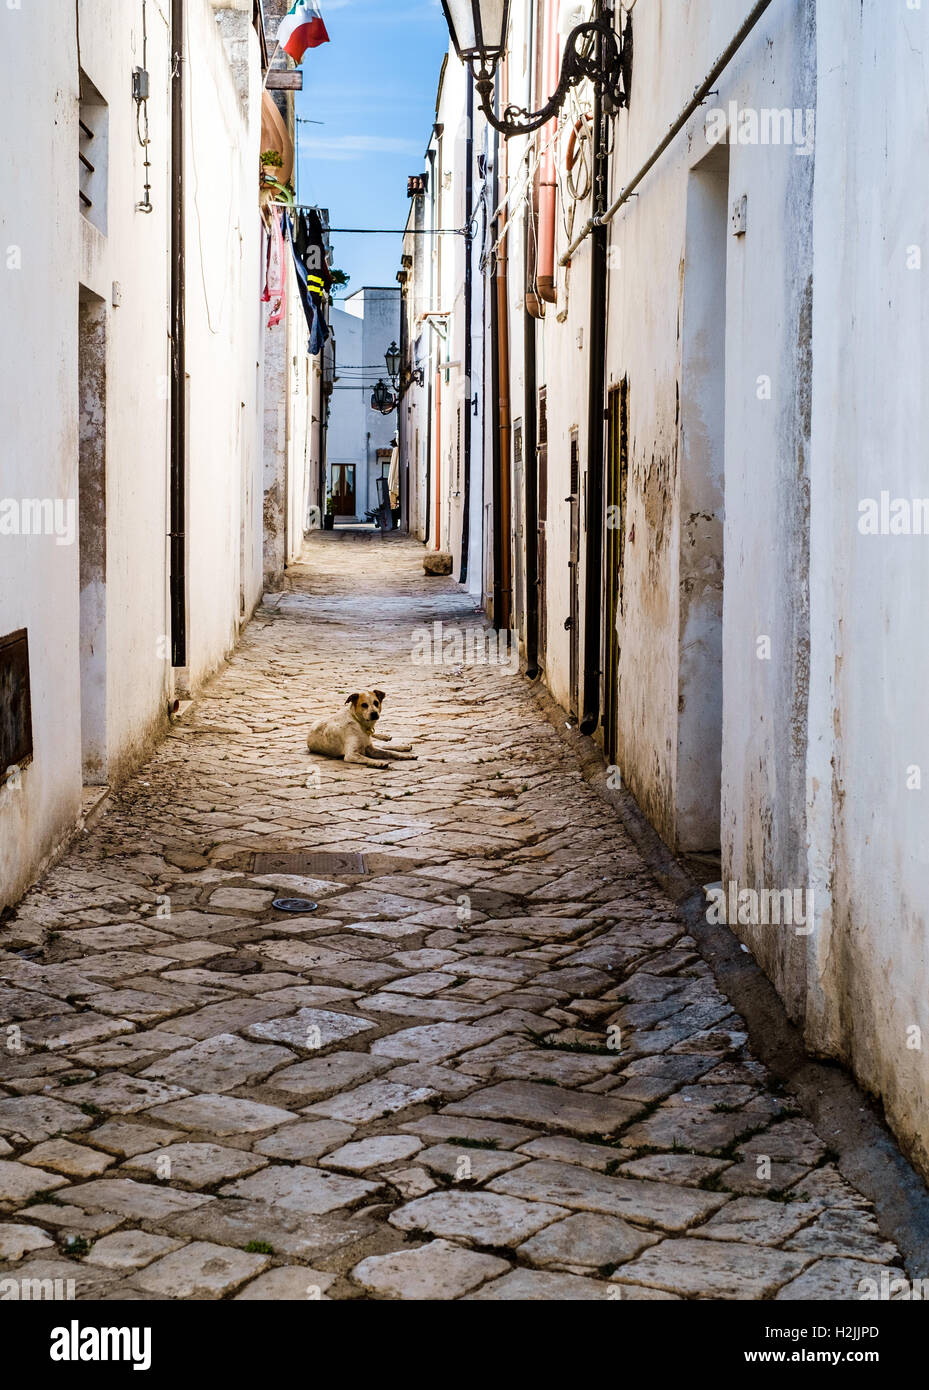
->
[286,208,331,355]
[293,207,332,302]
[265,209,287,328]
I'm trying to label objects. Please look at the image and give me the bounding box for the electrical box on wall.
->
[0,629,34,784]
[731,194,748,236]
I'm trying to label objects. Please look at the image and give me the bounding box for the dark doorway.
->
[568,428,580,718]
[537,388,548,670]
[513,419,525,641]
[331,464,356,517]
[604,378,629,768]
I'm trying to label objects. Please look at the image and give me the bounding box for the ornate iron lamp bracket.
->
[471,20,629,137]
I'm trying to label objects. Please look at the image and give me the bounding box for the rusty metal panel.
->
[0,629,33,781]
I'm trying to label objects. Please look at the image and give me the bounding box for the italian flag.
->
[277,1,330,63]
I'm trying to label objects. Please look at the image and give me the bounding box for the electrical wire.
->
[135,0,153,212]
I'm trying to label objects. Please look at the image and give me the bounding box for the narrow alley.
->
[0,535,914,1302]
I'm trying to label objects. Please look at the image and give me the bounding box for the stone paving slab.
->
[0,533,911,1301]
[489,1159,729,1231]
[134,1241,270,1299]
[444,1081,640,1138]
[613,1238,812,1299]
[351,1239,508,1300]
[390,1191,569,1247]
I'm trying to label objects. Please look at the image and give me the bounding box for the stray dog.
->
[306,689,416,769]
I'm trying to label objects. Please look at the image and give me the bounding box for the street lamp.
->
[371,379,395,413]
[440,0,630,137]
[385,341,401,381]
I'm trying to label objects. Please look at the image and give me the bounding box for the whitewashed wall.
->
[805,0,929,1174]
[184,0,264,687]
[0,0,267,911]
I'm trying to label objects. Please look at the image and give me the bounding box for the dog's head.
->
[346,689,386,727]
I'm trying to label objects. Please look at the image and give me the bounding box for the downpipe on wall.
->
[580,14,608,736]
[458,74,474,586]
[491,72,513,632]
[524,214,541,680]
[170,0,187,672]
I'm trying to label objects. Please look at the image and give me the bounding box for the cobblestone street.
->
[0,534,912,1300]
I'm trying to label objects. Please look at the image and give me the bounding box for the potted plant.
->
[260,149,284,183]
[324,495,335,530]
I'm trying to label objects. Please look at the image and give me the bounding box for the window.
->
[79,70,109,234]
[0,629,34,784]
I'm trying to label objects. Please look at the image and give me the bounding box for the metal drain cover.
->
[272,897,319,914]
[255,851,366,875]
[202,956,260,975]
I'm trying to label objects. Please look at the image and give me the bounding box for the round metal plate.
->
[272,897,319,914]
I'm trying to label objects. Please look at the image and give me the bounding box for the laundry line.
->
[270,205,467,236]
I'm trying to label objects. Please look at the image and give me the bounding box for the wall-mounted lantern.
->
[440,0,630,137]
[385,341,401,382]
[371,378,395,413]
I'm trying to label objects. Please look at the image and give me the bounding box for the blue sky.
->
[294,0,450,298]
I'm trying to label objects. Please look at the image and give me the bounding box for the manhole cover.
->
[254,851,366,876]
[203,956,260,975]
[272,897,319,914]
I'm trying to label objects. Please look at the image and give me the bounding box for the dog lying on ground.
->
[306,689,416,769]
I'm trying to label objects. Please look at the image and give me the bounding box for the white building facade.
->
[0,0,278,909]
[403,0,929,1179]
[327,287,401,523]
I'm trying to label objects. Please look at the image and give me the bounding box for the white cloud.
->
[301,133,423,161]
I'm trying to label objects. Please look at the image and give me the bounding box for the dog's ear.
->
[374,689,386,703]
[345,693,360,706]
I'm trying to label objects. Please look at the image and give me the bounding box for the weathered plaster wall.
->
[806,0,929,1174]
[0,3,85,907]
[184,0,264,686]
[0,0,267,911]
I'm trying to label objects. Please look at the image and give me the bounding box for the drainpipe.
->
[169,0,187,671]
[524,214,540,679]
[458,72,474,585]
[423,145,437,547]
[490,132,503,627]
[317,361,325,516]
[536,0,559,303]
[580,6,608,735]
[434,369,442,549]
[493,64,513,631]
[526,0,544,319]
[398,276,408,532]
